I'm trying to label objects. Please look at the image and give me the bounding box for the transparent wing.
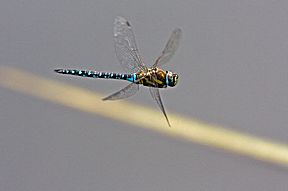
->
[102,83,139,101]
[114,16,147,73]
[153,28,182,67]
[149,87,171,127]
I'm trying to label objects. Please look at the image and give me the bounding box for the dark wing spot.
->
[126,21,131,27]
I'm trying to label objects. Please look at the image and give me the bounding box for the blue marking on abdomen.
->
[126,73,135,82]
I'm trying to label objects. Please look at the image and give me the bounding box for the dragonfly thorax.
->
[135,67,178,88]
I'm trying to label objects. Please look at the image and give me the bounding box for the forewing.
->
[149,87,171,126]
[114,16,147,73]
[102,83,139,101]
[153,28,182,67]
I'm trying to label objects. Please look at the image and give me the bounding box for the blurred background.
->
[1,0,288,190]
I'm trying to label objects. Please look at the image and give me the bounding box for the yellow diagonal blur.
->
[1,66,288,167]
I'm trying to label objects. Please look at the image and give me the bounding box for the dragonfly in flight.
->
[55,17,182,126]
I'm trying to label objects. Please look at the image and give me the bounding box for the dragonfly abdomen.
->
[54,69,135,82]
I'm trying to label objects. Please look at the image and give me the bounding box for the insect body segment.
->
[54,69,135,82]
[135,68,168,88]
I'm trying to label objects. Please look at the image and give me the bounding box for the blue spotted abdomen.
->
[54,69,135,82]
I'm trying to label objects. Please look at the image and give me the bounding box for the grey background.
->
[1,0,288,190]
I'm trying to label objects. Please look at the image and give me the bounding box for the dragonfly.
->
[54,16,182,126]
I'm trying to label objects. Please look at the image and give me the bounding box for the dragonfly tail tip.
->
[54,69,64,73]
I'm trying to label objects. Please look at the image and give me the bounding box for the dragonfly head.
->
[166,71,178,87]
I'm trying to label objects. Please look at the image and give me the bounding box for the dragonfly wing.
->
[114,16,147,73]
[102,83,139,101]
[149,87,171,126]
[153,28,182,67]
